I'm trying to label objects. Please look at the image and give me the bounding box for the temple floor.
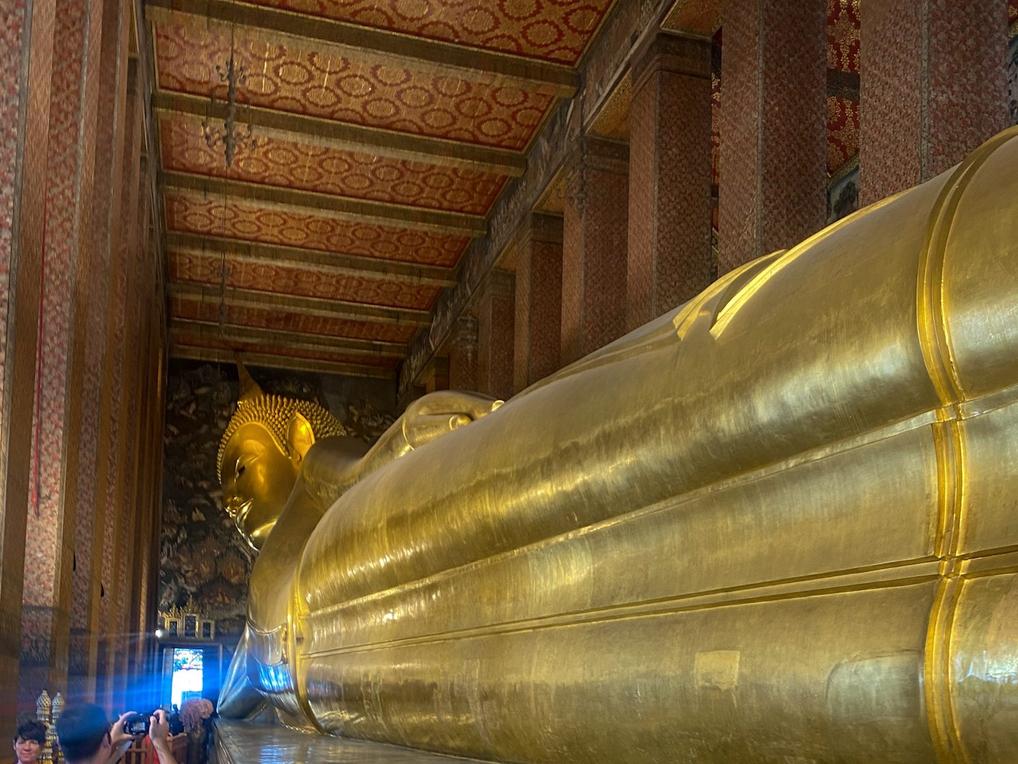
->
[213,719,489,763]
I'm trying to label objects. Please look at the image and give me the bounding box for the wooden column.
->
[860,0,1009,205]
[477,269,516,401]
[717,0,827,272]
[561,137,629,364]
[513,214,563,392]
[80,0,131,707]
[448,314,479,392]
[108,59,146,713]
[0,0,56,731]
[627,33,713,328]
[421,357,451,394]
[18,0,105,713]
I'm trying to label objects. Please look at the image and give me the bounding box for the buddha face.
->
[220,421,299,550]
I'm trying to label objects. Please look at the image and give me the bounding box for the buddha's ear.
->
[287,412,315,464]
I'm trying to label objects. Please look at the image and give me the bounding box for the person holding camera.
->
[55,705,178,764]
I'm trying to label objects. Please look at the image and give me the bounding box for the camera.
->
[123,713,151,736]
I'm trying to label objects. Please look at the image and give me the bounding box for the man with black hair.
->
[55,706,178,764]
[12,719,46,763]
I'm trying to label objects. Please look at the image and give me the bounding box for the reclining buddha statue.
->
[217,127,1018,762]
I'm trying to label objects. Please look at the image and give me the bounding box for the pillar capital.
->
[524,212,565,246]
[632,31,712,91]
[566,137,628,216]
[449,313,479,352]
[483,267,517,301]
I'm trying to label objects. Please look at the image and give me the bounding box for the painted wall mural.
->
[159,360,396,638]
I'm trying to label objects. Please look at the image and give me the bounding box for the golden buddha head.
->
[218,365,345,550]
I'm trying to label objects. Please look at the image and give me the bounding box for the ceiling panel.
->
[160,112,509,215]
[171,296,420,343]
[239,0,615,65]
[169,250,441,310]
[149,1,617,373]
[170,330,402,368]
[164,191,470,266]
[154,19,558,150]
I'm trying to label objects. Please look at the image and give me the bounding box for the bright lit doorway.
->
[169,647,204,707]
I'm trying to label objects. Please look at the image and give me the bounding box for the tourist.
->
[11,720,46,764]
[56,705,178,764]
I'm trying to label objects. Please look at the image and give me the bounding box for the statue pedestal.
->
[213,719,490,763]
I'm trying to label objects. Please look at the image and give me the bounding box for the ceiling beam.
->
[162,171,487,237]
[170,282,432,327]
[170,318,405,355]
[171,344,397,379]
[153,91,526,177]
[146,0,577,96]
[166,232,457,288]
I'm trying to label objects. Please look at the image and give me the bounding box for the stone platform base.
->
[213,719,489,763]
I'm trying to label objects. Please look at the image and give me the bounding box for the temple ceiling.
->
[146,0,874,379]
[146,0,614,378]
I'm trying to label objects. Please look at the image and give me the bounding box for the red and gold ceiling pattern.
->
[170,250,440,310]
[151,2,602,374]
[172,296,419,344]
[159,114,507,215]
[171,331,401,369]
[164,192,469,267]
[241,0,614,65]
[155,21,557,150]
[827,0,860,73]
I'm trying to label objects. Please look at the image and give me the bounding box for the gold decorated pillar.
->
[859,0,1009,204]
[477,269,516,401]
[448,314,480,392]
[421,357,450,394]
[513,214,563,393]
[0,0,56,732]
[64,0,133,706]
[19,0,109,714]
[107,59,147,713]
[627,32,713,329]
[717,0,827,272]
[561,137,629,364]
